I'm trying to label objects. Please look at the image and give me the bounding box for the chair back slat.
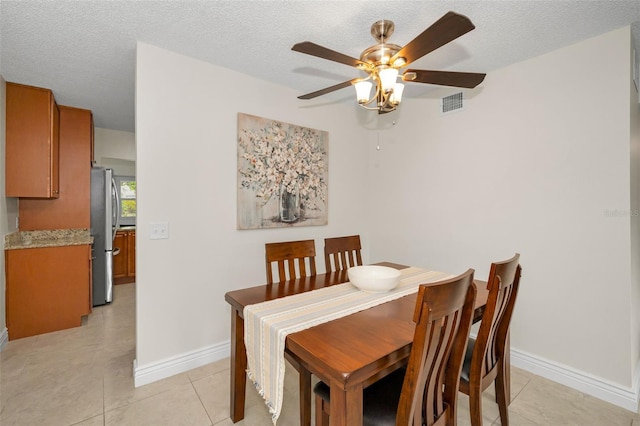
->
[484,280,511,373]
[396,269,477,426]
[265,239,316,284]
[324,235,362,272]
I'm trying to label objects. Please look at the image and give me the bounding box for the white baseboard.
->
[131,336,640,413]
[0,327,8,351]
[511,347,639,412]
[133,340,230,387]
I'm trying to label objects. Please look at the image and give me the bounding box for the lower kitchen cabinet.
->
[114,229,135,284]
[5,244,91,340]
[127,231,136,277]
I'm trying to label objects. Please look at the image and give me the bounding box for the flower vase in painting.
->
[279,181,300,223]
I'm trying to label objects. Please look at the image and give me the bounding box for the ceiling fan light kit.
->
[291,11,486,115]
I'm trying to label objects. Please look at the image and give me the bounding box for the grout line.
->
[190,379,215,426]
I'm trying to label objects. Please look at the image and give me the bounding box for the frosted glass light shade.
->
[355,81,373,104]
[379,68,399,92]
[390,83,405,105]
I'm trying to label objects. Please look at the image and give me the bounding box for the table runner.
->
[243,267,453,424]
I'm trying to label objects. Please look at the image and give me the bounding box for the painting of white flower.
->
[237,113,328,229]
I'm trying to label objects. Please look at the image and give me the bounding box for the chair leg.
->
[315,394,329,426]
[495,364,510,426]
[468,385,483,426]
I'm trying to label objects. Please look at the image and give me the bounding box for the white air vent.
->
[441,92,463,113]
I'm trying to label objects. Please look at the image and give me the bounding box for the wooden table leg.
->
[284,353,312,426]
[298,367,311,426]
[329,382,363,426]
[230,308,247,422]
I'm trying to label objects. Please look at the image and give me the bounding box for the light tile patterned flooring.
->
[1,282,639,425]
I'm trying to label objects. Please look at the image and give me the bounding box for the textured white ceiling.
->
[2,1,639,132]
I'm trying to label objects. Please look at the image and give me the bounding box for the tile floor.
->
[0,282,638,425]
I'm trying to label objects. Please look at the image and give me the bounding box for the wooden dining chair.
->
[459,253,522,426]
[324,235,362,272]
[264,239,318,424]
[265,239,317,284]
[313,269,477,426]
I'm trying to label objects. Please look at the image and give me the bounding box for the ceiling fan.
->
[291,11,486,114]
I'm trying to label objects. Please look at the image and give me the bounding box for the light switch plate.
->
[150,222,169,240]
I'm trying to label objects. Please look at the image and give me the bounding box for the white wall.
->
[94,127,136,176]
[134,42,370,383]
[368,26,636,394]
[0,75,19,350]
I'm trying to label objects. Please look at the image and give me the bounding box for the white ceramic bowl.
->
[348,265,401,293]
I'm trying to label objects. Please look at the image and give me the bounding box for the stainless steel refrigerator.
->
[90,167,120,306]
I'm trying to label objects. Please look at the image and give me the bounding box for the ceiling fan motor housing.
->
[359,43,402,67]
[360,20,403,68]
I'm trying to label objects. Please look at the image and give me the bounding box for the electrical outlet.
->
[150,222,169,240]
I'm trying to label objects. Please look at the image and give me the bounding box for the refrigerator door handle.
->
[112,176,121,240]
[105,250,114,303]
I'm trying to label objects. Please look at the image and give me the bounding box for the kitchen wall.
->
[134,28,640,409]
[0,76,19,350]
[94,127,136,176]
[367,26,640,407]
[134,42,370,385]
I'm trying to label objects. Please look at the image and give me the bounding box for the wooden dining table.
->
[225,263,492,426]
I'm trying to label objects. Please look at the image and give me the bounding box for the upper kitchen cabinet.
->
[6,82,60,198]
[19,106,94,230]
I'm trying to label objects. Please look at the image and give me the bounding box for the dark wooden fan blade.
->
[292,41,366,68]
[297,79,359,100]
[390,11,476,67]
[403,69,486,88]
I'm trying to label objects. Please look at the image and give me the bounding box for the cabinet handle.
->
[113,248,121,256]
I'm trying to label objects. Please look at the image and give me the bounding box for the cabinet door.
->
[90,114,95,165]
[127,231,136,278]
[6,245,90,340]
[5,83,60,198]
[113,231,127,279]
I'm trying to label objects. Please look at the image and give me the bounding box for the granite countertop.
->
[4,228,93,250]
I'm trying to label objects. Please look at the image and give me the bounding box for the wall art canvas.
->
[237,113,328,229]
